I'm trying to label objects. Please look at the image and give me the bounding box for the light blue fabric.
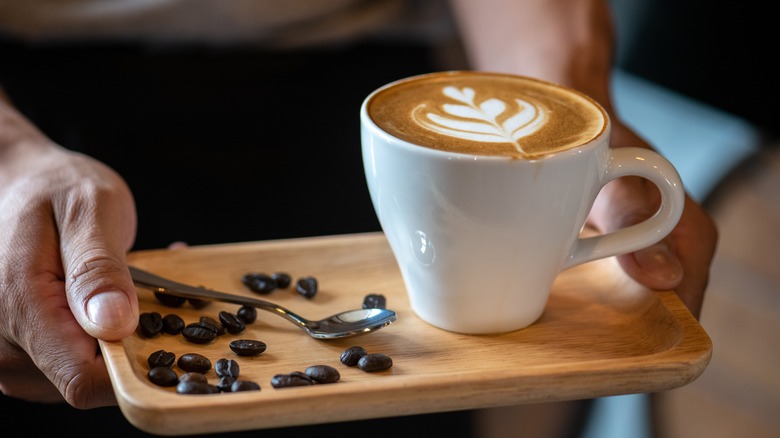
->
[611,69,762,202]
[582,394,651,438]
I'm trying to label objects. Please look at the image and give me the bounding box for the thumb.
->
[65,255,139,341]
[57,169,140,341]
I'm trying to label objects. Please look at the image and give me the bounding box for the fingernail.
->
[635,243,683,283]
[87,291,133,330]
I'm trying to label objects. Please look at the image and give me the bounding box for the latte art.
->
[367,71,607,158]
[412,86,548,155]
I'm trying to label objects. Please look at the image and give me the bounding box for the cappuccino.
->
[366,71,607,158]
[361,71,684,333]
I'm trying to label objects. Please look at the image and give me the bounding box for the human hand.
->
[0,103,139,408]
[587,120,718,318]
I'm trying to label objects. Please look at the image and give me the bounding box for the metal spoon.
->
[128,266,397,339]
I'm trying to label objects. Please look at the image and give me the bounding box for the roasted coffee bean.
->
[217,376,236,392]
[304,365,340,384]
[161,314,185,335]
[271,372,314,388]
[218,311,245,334]
[295,276,318,299]
[176,380,219,395]
[229,339,267,357]
[179,372,208,384]
[188,298,211,309]
[242,273,276,294]
[231,380,261,392]
[177,353,212,373]
[147,349,176,368]
[148,366,178,387]
[138,312,163,338]
[215,358,240,378]
[271,272,292,289]
[236,305,257,324]
[362,293,387,309]
[181,322,218,344]
[154,292,186,308]
[358,353,393,372]
[199,316,225,335]
[340,346,368,367]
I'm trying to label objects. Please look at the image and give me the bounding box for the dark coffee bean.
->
[215,358,240,378]
[271,372,314,388]
[154,292,186,308]
[177,353,212,373]
[295,276,318,299]
[236,305,257,324]
[176,380,219,395]
[218,311,245,334]
[148,366,178,387]
[217,376,236,392]
[362,293,387,309]
[271,272,292,289]
[242,273,276,294]
[304,365,340,384]
[161,314,185,335]
[182,323,218,344]
[340,346,368,367]
[188,298,211,309]
[179,372,208,384]
[231,380,261,392]
[199,316,225,335]
[147,349,176,368]
[358,353,393,372]
[229,339,267,357]
[138,312,163,338]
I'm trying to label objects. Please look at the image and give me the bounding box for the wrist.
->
[0,96,54,162]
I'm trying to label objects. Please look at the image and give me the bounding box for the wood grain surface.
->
[100,232,712,436]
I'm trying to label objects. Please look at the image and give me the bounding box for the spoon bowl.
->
[128,266,397,339]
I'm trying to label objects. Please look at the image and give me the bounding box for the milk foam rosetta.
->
[367,72,607,158]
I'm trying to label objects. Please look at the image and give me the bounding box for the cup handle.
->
[562,147,685,270]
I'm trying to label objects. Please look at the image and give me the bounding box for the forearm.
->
[449,0,616,114]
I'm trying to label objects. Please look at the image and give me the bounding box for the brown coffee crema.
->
[367,71,607,158]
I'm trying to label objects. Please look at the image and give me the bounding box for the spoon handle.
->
[128,266,310,329]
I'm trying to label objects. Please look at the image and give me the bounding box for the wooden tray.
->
[100,232,712,436]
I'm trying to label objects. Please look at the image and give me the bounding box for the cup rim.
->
[361,70,611,161]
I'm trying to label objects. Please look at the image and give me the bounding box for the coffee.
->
[366,71,607,158]
[362,71,684,334]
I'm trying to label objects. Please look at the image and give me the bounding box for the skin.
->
[0,0,717,410]
[0,92,139,407]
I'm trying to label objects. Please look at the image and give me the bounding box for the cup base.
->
[410,307,541,335]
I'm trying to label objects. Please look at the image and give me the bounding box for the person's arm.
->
[0,87,139,407]
[449,0,717,317]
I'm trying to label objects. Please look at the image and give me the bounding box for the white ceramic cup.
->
[361,71,684,334]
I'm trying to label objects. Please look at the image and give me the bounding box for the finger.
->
[0,340,64,403]
[57,163,140,341]
[615,239,683,292]
[657,195,717,318]
[590,178,715,319]
[167,241,189,250]
[25,285,118,407]
[592,175,684,285]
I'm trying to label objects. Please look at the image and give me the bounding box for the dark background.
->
[0,1,772,435]
[614,0,778,137]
